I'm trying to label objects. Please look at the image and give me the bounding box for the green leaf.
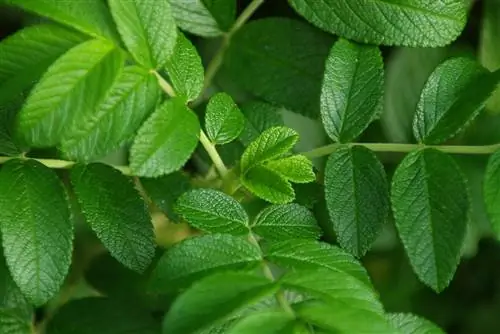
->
[391,149,469,291]
[293,300,395,334]
[224,18,333,118]
[324,146,389,257]
[61,66,159,161]
[5,0,118,40]
[176,189,249,234]
[265,155,315,183]
[0,159,72,306]
[148,234,262,292]
[0,96,23,156]
[109,0,177,68]
[71,163,155,273]
[240,126,298,173]
[130,97,200,177]
[140,172,191,222]
[169,0,236,37]
[484,150,500,238]
[205,93,245,145]
[252,204,321,241]
[321,39,383,143]
[0,309,31,334]
[239,101,284,147]
[382,47,448,143]
[387,313,445,334]
[413,57,500,144]
[242,166,295,204]
[163,272,279,334]
[265,239,371,286]
[164,32,204,102]
[227,311,296,334]
[46,297,160,334]
[0,24,86,105]
[0,249,32,319]
[288,0,467,47]
[480,0,500,114]
[16,39,124,147]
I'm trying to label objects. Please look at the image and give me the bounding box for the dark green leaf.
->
[5,0,119,40]
[224,18,333,118]
[241,165,295,204]
[265,239,371,286]
[480,0,500,113]
[413,57,500,144]
[71,163,155,273]
[239,101,284,147]
[205,93,245,145]
[16,39,124,147]
[163,272,279,334]
[252,204,321,241]
[61,66,159,161]
[149,234,262,292]
[109,0,177,68]
[0,159,72,306]
[176,188,249,234]
[324,146,389,257]
[227,311,296,334]
[130,97,200,177]
[288,0,466,47]
[164,32,204,102]
[388,313,444,334]
[0,249,32,319]
[0,309,31,334]
[391,149,469,291]
[0,96,23,156]
[484,150,500,238]
[321,39,383,143]
[169,0,235,37]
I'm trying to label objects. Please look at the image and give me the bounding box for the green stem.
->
[199,130,229,178]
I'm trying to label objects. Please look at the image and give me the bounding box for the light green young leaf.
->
[164,32,204,102]
[484,150,500,238]
[130,97,200,177]
[163,272,279,334]
[176,188,249,234]
[413,57,500,144]
[321,39,383,143]
[253,204,321,241]
[16,39,124,147]
[5,0,118,40]
[288,0,466,47]
[265,155,315,183]
[227,311,296,334]
[71,163,155,273]
[0,309,31,334]
[140,172,191,222]
[169,0,235,37]
[391,149,469,291]
[241,165,295,204]
[0,159,72,306]
[240,126,298,173]
[46,297,160,334]
[148,234,262,292]
[324,146,389,257]
[388,313,445,334]
[480,0,500,114]
[265,239,371,286]
[239,101,284,147]
[109,0,177,69]
[205,93,245,145]
[61,66,159,161]
[0,24,86,105]
[224,18,333,118]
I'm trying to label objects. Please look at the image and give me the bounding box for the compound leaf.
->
[413,57,500,144]
[205,93,244,145]
[265,155,315,183]
[484,150,500,238]
[71,163,155,273]
[61,66,159,161]
[321,39,383,143]
[16,39,123,147]
[130,97,200,177]
[391,149,469,291]
[163,272,279,334]
[0,159,72,306]
[387,313,445,334]
[109,0,177,68]
[288,0,467,47]
[176,188,249,234]
[239,101,284,147]
[148,234,262,292]
[324,146,390,257]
